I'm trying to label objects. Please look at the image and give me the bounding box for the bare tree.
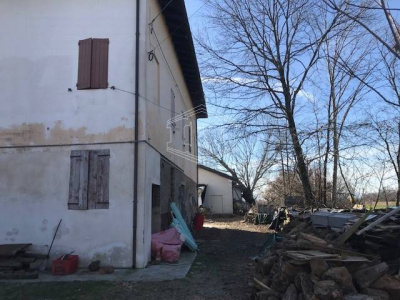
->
[324,0,400,62]
[199,129,277,204]
[319,18,371,206]
[199,0,347,204]
[367,113,400,206]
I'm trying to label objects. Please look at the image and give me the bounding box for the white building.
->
[198,165,242,214]
[0,0,207,268]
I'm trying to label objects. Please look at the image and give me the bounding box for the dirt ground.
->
[0,215,271,300]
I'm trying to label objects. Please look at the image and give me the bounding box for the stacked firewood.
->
[0,243,45,279]
[251,210,400,300]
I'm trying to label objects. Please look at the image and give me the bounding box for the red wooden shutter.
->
[91,39,109,89]
[68,150,89,210]
[88,150,110,209]
[77,38,92,90]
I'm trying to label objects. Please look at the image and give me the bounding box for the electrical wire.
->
[110,86,218,126]
[110,86,180,115]
[150,0,210,53]
[151,25,186,104]
[149,0,174,25]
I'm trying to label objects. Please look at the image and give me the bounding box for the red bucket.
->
[51,255,79,275]
[194,213,205,231]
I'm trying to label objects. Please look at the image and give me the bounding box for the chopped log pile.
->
[0,244,45,279]
[252,208,400,300]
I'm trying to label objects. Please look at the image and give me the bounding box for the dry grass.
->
[204,214,273,233]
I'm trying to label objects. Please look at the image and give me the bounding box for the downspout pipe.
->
[133,0,140,268]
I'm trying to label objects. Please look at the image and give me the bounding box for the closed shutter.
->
[68,150,89,209]
[88,150,110,209]
[77,39,92,90]
[91,39,109,89]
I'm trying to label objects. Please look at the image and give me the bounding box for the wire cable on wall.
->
[149,0,174,25]
[150,0,210,53]
[150,24,186,107]
[110,86,180,115]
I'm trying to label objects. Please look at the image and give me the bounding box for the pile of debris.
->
[0,243,45,279]
[252,207,400,300]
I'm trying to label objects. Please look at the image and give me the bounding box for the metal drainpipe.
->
[133,0,140,268]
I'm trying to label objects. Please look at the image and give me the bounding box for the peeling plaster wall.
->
[0,0,137,268]
[0,0,201,268]
[198,168,234,214]
[0,145,134,267]
[0,0,137,146]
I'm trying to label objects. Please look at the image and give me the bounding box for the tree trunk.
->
[323,108,332,206]
[332,96,339,207]
[332,128,339,207]
[287,112,315,205]
[397,121,400,207]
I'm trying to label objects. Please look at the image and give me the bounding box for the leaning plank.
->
[357,207,400,235]
[253,277,281,297]
[285,250,339,260]
[335,212,371,246]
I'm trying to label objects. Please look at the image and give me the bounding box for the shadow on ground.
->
[0,225,269,300]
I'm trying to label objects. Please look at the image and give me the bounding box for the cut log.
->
[354,262,389,289]
[298,233,328,247]
[310,258,329,278]
[314,280,342,300]
[322,267,357,295]
[294,272,313,300]
[361,288,390,300]
[283,284,298,300]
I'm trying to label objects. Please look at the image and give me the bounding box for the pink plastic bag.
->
[151,228,183,263]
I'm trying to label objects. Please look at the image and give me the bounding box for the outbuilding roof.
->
[198,165,236,181]
[158,0,207,118]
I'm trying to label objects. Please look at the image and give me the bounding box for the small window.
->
[171,89,176,132]
[68,150,110,210]
[77,38,109,90]
[188,125,192,153]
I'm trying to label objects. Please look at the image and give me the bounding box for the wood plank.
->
[0,244,31,257]
[335,212,371,246]
[285,250,339,260]
[357,207,400,235]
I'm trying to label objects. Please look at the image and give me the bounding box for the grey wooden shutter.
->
[91,39,109,89]
[88,150,110,209]
[68,150,89,210]
[77,38,92,90]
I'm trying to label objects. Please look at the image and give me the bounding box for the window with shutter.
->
[68,151,89,210]
[68,149,110,210]
[77,38,109,90]
[88,150,110,209]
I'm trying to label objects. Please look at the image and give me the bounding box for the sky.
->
[184,0,400,194]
